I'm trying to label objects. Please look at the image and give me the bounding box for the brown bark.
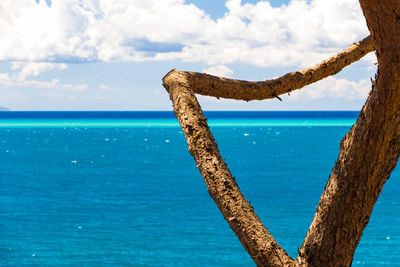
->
[162,2,400,266]
[170,35,373,101]
[163,70,295,267]
[296,1,400,266]
[163,35,373,266]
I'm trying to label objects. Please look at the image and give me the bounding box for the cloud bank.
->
[1,0,369,67]
[0,0,374,104]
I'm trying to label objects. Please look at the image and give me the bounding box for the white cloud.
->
[290,76,370,100]
[11,62,67,81]
[0,0,374,104]
[203,65,234,77]
[0,72,88,91]
[0,0,212,62]
[40,92,63,97]
[0,0,370,68]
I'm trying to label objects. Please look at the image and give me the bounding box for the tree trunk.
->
[163,35,372,266]
[297,1,400,266]
[162,1,400,266]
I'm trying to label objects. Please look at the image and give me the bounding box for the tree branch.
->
[162,36,377,266]
[163,70,295,266]
[168,35,373,101]
[296,1,400,265]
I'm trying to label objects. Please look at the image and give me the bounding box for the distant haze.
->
[0,106,9,111]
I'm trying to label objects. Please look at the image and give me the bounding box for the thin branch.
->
[163,70,295,266]
[168,35,373,101]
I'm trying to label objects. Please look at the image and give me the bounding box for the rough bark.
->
[296,1,400,266]
[163,70,295,266]
[163,36,373,266]
[162,3,400,266]
[170,35,373,101]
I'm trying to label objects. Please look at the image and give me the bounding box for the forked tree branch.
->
[163,70,295,266]
[163,36,375,266]
[167,35,373,101]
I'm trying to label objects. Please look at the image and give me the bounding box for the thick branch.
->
[172,35,373,101]
[162,36,375,267]
[297,1,400,266]
[163,70,295,267]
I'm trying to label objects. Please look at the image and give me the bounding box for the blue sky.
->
[0,0,375,111]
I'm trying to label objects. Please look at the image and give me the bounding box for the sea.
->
[1,111,399,266]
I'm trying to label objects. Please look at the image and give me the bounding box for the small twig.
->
[272,92,283,101]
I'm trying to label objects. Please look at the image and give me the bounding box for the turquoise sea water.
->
[1,111,399,266]
[0,111,354,128]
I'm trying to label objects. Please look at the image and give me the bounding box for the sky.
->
[0,0,376,111]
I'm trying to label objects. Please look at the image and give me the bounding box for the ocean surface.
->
[1,111,399,266]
